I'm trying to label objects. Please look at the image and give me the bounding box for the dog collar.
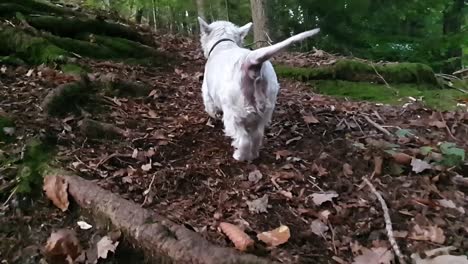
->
[208,38,235,57]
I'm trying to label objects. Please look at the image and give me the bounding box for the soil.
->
[1,32,467,263]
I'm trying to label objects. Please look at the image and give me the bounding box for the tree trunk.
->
[442,0,464,73]
[135,8,143,24]
[195,0,205,19]
[249,0,269,48]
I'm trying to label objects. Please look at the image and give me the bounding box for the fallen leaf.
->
[131,149,138,159]
[43,175,69,212]
[257,225,290,247]
[310,219,328,237]
[342,163,353,177]
[97,236,119,260]
[311,191,338,206]
[409,225,445,244]
[436,199,465,214]
[219,222,254,251]
[141,162,152,171]
[392,152,413,165]
[77,221,92,230]
[248,169,263,183]
[2,127,15,136]
[411,246,468,264]
[352,247,394,264]
[44,229,82,263]
[246,195,268,213]
[279,190,293,199]
[275,150,292,160]
[303,114,320,124]
[429,120,446,129]
[311,163,328,177]
[147,109,158,119]
[411,158,432,173]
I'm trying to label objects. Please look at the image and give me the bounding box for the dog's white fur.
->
[198,17,320,161]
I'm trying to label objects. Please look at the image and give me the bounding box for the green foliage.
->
[439,142,465,167]
[0,26,67,64]
[16,139,53,195]
[60,63,89,75]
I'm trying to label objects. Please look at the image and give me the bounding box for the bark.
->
[195,0,205,19]
[249,0,269,48]
[56,172,272,264]
[135,8,143,24]
[442,0,464,73]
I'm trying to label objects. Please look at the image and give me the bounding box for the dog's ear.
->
[239,22,252,39]
[198,17,211,34]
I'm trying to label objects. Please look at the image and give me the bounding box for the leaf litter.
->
[1,20,468,264]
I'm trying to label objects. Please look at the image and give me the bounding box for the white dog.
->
[198,17,320,161]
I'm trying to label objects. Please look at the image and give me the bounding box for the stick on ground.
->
[363,177,406,264]
[54,170,270,264]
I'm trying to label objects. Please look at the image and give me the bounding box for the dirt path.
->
[1,35,467,263]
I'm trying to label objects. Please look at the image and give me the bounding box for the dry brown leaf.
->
[97,236,120,260]
[43,174,69,211]
[411,158,432,173]
[303,114,320,124]
[392,152,413,165]
[44,229,82,263]
[310,219,328,237]
[352,247,394,264]
[312,162,328,177]
[342,163,353,176]
[409,225,445,244]
[275,150,292,160]
[428,120,446,129]
[411,246,468,264]
[219,222,254,251]
[257,225,290,247]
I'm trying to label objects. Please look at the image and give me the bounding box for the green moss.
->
[0,0,74,17]
[0,55,25,65]
[313,80,465,111]
[91,35,157,58]
[27,16,145,44]
[16,139,54,195]
[275,59,438,85]
[0,26,68,64]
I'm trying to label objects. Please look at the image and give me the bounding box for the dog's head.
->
[198,17,252,58]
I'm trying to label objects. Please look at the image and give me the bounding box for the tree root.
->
[55,171,271,264]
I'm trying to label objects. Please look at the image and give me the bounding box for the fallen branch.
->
[363,177,406,264]
[438,112,458,142]
[362,115,392,137]
[54,171,270,264]
[370,63,398,96]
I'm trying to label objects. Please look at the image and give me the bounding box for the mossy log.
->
[0,0,77,17]
[53,171,272,263]
[26,15,150,46]
[41,77,92,117]
[0,26,68,64]
[275,59,439,85]
[79,119,127,139]
[97,73,152,97]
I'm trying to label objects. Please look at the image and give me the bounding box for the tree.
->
[249,0,269,47]
[195,0,205,19]
[442,0,465,73]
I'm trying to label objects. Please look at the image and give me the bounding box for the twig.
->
[352,115,365,135]
[362,115,392,137]
[439,112,458,141]
[370,63,398,95]
[2,186,18,208]
[142,173,157,206]
[363,178,406,264]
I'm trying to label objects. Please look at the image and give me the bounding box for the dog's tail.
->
[245,28,320,67]
[241,28,320,114]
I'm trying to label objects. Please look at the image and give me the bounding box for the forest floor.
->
[1,29,468,263]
